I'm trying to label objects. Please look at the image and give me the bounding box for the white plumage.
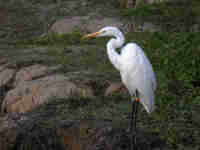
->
[119,43,156,113]
[94,26,156,113]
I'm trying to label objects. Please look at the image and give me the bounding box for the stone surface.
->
[0,114,166,150]
[0,114,127,150]
[0,68,16,87]
[14,64,49,86]
[50,16,85,34]
[0,115,19,150]
[104,82,128,96]
[0,58,8,65]
[139,22,162,32]
[120,0,173,8]
[0,63,10,72]
[0,8,8,25]
[50,14,163,35]
[2,74,94,113]
[50,16,123,34]
[85,17,123,32]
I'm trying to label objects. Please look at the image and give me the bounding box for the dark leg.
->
[130,91,139,150]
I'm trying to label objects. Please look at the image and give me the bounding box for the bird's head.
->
[82,26,121,39]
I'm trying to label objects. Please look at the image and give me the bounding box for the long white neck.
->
[106,31,125,71]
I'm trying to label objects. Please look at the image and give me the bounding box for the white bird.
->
[83,26,156,150]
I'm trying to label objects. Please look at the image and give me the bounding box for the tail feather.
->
[140,94,155,114]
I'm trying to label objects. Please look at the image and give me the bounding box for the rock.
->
[0,8,8,25]
[14,64,49,86]
[0,114,20,150]
[50,15,163,34]
[2,74,94,114]
[121,0,173,8]
[50,16,123,34]
[86,17,123,33]
[137,0,154,5]
[190,24,199,32]
[0,63,10,72]
[0,113,128,150]
[0,113,166,150]
[0,68,16,87]
[137,0,173,5]
[139,22,161,32]
[50,16,84,34]
[56,120,115,150]
[104,82,128,96]
[0,58,8,65]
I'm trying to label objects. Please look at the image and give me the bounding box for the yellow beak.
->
[82,31,100,39]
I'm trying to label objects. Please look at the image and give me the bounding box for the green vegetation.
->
[120,0,200,32]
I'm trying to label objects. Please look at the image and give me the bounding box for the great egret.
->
[83,26,156,150]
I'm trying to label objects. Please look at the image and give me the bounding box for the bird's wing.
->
[120,43,156,113]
